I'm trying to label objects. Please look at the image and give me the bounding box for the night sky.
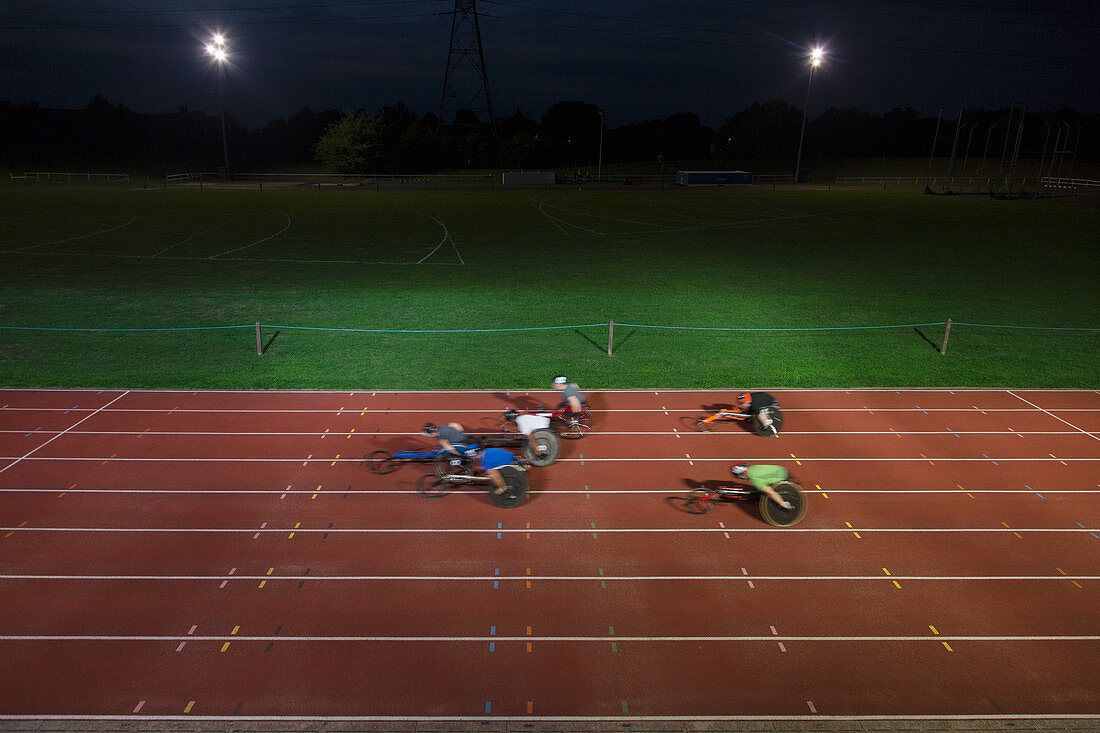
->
[2,0,1098,129]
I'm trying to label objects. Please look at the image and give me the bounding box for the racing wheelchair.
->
[416,462,529,508]
[692,404,783,437]
[499,406,592,440]
[684,480,806,527]
[365,442,480,476]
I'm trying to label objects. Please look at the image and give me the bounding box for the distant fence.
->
[2,319,1095,358]
[1040,177,1100,191]
[10,172,129,185]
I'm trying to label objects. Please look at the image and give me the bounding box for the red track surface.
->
[1,388,1097,723]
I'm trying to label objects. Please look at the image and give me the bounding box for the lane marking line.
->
[0,391,129,475]
[1007,390,1099,442]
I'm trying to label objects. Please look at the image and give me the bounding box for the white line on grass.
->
[208,212,291,258]
[151,215,244,257]
[2,215,137,253]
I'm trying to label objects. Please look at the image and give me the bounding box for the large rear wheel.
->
[752,406,784,437]
[522,428,560,467]
[489,464,529,508]
[759,481,806,526]
[366,449,399,475]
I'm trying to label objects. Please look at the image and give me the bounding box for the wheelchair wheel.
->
[759,481,806,527]
[416,473,449,499]
[559,412,592,440]
[521,428,560,467]
[489,464,528,508]
[366,449,399,475]
[752,406,783,437]
[692,413,716,432]
[685,489,716,514]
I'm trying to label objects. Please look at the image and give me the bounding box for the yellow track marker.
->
[183,701,195,713]
[844,521,861,539]
[789,452,802,466]
[920,453,934,465]
[957,483,974,499]
[527,701,534,714]
[525,521,531,540]
[289,522,300,539]
[331,454,340,466]
[929,625,939,635]
[220,642,231,653]
[347,429,355,438]
[100,453,116,466]
[942,641,953,652]
[231,626,240,635]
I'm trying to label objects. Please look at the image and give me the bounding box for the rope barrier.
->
[0,321,1095,334]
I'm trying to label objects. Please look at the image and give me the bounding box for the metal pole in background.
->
[607,320,614,357]
[978,122,997,190]
[597,110,605,182]
[925,106,943,185]
[945,108,965,192]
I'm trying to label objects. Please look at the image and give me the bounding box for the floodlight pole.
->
[794,60,817,184]
[597,110,605,182]
[216,63,230,177]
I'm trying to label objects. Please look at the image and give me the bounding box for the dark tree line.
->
[1,94,1095,174]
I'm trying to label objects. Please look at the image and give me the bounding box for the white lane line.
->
[1,488,1095,496]
[1007,391,1099,442]
[1,715,1096,723]
[2,527,1095,535]
[3,456,1095,463]
[0,429,1088,437]
[3,573,1095,582]
[0,633,1096,642]
[0,392,129,475]
[4,406,1098,415]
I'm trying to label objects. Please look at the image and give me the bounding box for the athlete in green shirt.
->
[732,463,794,510]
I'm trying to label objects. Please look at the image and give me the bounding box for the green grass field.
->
[0,184,1096,389]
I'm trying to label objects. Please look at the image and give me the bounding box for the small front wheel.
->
[685,489,716,514]
[759,481,806,527]
[416,473,449,498]
[558,412,592,440]
[692,414,715,432]
[522,428,561,467]
[366,449,399,475]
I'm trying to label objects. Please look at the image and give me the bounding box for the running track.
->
[0,388,1097,724]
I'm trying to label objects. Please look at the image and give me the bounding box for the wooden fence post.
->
[940,318,952,355]
[256,322,263,355]
[607,320,614,357]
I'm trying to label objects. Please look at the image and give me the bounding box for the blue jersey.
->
[480,448,515,472]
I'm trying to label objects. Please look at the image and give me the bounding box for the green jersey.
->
[746,464,788,492]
